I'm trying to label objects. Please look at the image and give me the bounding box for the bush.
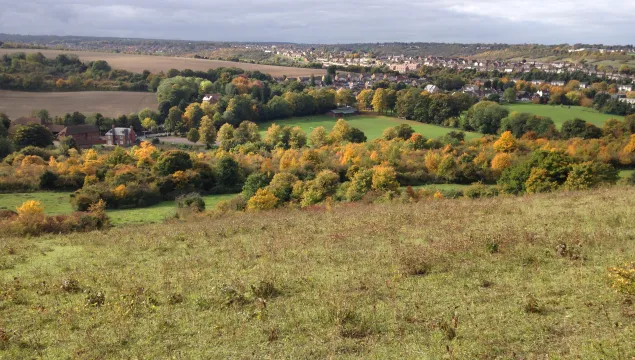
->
[247,189,279,210]
[0,210,109,237]
[39,170,59,190]
[216,195,247,212]
[0,137,13,160]
[176,193,205,212]
[154,150,193,176]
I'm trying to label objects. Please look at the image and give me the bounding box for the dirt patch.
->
[0,90,158,118]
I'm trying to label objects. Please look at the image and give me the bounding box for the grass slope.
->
[504,104,624,128]
[1,188,633,358]
[0,192,236,226]
[259,114,482,141]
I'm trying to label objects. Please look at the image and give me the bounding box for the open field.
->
[1,187,634,358]
[0,49,327,78]
[0,192,236,226]
[0,90,158,119]
[504,104,624,128]
[259,114,482,141]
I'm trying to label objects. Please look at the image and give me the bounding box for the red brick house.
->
[105,126,136,146]
[57,124,105,148]
[8,117,65,136]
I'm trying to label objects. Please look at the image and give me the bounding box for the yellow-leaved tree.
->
[493,131,518,152]
[491,153,513,171]
[16,200,44,217]
[371,165,399,191]
[247,189,279,210]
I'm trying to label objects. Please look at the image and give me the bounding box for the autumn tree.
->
[493,131,518,152]
[371,165,399,191]
[198,115,217,147]
[356,89,374,110]
[328,119,352,144]
[309,126,328,147]
[217,123,235,151]
[372,88,388,114]
[247,189,279,210]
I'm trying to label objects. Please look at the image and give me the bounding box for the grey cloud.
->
[0,0,633,44]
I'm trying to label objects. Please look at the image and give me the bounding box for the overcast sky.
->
[1,0,634,45]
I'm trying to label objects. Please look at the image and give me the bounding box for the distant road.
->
[0,48,327,77]
[0,90,158,118]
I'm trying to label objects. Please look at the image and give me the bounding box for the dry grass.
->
[0,49,326,77]
[0,187,634,358]
[0,90,158,118]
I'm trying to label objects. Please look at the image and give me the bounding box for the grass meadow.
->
[0,192,236,226]
[504,104,624,128]
[259,114,482,141]
[0,187,633,358]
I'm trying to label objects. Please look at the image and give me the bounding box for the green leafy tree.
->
[242,172,271,199]
[165,106,183,133]
[13,123,53,148]
[186,128,200,143]
[465,101,509,134]
[154,150,193,176]
[503,88,517,103]
[215,156,243,193]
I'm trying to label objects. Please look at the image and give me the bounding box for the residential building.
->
[424,84,440,93]
[8,117,64,137]
[57,124,104,148]
[105,126,136,146]
[202,93,222,104]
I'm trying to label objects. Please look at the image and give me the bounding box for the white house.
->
[424,84,440,93]
[618,84,633,93]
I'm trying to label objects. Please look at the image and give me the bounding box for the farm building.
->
[105,126,136,146]
[327,107,359,117]
[8,117,64,136]
[57,124,105,148]
[202,93,222,104]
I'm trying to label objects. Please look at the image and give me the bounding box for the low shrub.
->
[0,211,109,236]
[216,195,247,212]
[71,183,162,211]
[176,193,205,212]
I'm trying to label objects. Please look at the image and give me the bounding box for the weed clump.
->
[523,294,544,314]
[60,278,81,293]
[85,291,105,307]
[334,308,376,339]
[398,244,431,276]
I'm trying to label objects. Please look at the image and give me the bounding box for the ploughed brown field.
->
[0,49,327,77]
[0,90,159,118]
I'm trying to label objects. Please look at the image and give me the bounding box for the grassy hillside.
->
[259,114,482,141]
[1,188,633,358]
[504,104,624,128]
[0,192,236,226]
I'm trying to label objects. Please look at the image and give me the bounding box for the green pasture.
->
[0,192,236,226]
[259,114,482,141]
[504,104,623,128]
